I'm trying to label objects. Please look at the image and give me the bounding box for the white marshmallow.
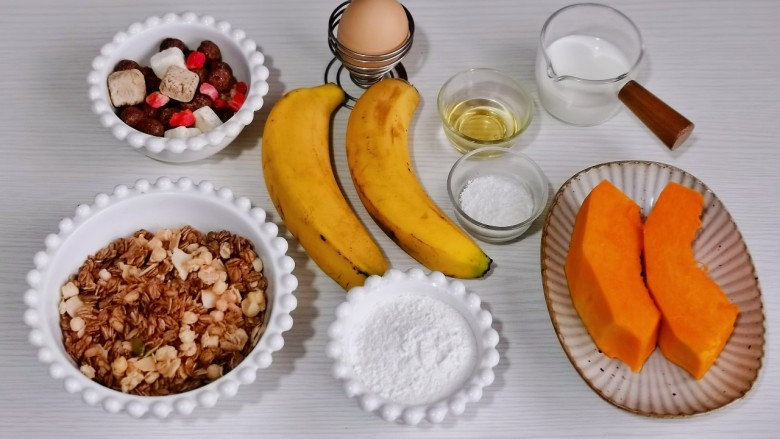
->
[164,126,202,139]
[107,69,145,107]
[193,106,223,133]
[150,47,186,79]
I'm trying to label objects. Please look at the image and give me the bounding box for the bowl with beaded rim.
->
[327,268,500,425]
[23,177,298,417]
[88,12,269,162]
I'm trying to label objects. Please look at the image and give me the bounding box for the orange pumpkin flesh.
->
[644,182,739,379]
[565,180,661,372]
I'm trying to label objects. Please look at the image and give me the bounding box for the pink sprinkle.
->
[145,92,170,109]
[199,83,219,101]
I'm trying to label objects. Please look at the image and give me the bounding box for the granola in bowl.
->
[24,177,298,418]
[59,226,268,396]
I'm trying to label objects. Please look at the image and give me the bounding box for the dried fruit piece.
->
[228,93,246,111]
[199,82,219,100]
[168,109,196,128]
[186,51,207,69]
[107,69,146,107]
[145,91,170,109]
[160,66,199,102]
[234,81,248,95]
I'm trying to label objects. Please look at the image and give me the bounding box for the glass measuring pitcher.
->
[535,3,644,126]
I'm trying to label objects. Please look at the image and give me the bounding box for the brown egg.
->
[337,0,409,55]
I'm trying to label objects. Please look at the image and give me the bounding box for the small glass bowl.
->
[447,147,549,243]
[438,68,534,154]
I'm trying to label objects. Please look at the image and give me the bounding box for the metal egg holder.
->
[325,0,415,108]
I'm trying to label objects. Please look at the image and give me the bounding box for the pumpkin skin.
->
[565,180,661,372]
[644,182,739,379]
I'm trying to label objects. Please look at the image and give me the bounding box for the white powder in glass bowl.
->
[348,294,478,405]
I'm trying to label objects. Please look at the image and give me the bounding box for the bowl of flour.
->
[326,268,500,425]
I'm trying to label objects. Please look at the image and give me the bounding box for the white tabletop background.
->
[2,0,778,437]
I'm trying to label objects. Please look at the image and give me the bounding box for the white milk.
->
[536,34,634,126]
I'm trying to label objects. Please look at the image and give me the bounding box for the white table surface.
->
[2,0,779,437]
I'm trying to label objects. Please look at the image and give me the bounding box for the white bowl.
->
[88,12,270,163]
[327,268,500,425]
[23,177,298,418]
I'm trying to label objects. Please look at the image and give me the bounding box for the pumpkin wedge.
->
[644,182,739,379]
[565,180,661,372]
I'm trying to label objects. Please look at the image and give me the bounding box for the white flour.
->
[349,294,477,405]
[459,174,534,226]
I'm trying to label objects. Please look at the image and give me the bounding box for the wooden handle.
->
[618,80,694,150]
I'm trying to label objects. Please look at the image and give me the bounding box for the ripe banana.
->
[262,83,389,290]
[346,79,492,278]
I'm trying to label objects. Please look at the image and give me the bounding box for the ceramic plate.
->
[540,161,765,417]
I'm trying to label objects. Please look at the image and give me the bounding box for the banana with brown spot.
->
[262,83,389,290]
[346,79,492,278]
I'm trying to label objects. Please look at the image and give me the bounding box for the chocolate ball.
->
[191,68,209,84]
[135,118,165,136]
[137,103,162,119]
[113,59,142,72]
[215,107,235,122]
[181,94,214,112]
[141,66,161,94]
[207,64,233,92]
[159,38,189,54]
[211,61,233,76]
[119,106,145,127]
[197,40,222,63]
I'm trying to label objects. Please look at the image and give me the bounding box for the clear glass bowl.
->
[447,147,549,243]
[438,68,534,154]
